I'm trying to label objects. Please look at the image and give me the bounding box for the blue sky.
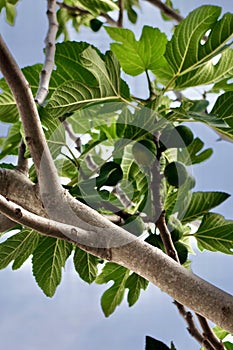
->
[0,1,233,349]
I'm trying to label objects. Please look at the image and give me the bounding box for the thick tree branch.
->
[0,168,44,216]
[144,0,183,22]
[0,193,233,333]
[0,35,62,195]
[35,0,58,104]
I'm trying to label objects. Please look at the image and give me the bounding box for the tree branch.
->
[0,35,62,195]
[144,0,183,22]
[117,0,124,27]
[174,302,215,350]
[0,193,233,333]
[150,133,221,349]
[197,314,225,350]
[35,0,58,104]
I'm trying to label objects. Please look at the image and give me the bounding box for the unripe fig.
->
[160,125,194,150]
[164,161,188,187]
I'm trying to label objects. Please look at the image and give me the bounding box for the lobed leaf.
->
[178,137,213,165]
[125,272,148,306]
[166,6,233,75]
[158,6,233,88]
[96,262,130,316]
[106,26,167,76]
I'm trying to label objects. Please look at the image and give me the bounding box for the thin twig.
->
[35,0,58,104]
[151,133,179,261]
[150,132,212,348]
[117,0,124,27]
[197,314,226,350]
[16,140,28,175]
[174,302,215,350]
[62,120,82,152]
[144,0,183,22]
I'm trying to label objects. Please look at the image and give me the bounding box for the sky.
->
[0,1,233,350]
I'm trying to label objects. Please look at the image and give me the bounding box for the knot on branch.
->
[15,207,22,219]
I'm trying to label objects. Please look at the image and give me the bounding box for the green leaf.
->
[164,178,193,221]
[180,191,230,224]
[5,1,16,24]
[174,241,188,264]
[194,213,233,254]
[145,336,172,350]
[75,0,118,16]
[169,101,228,128]
[44,47,127,118]
[212,326,229,340]
[0,0,18,24]
[224,342,233,350]
[210,92,233,141]
[178,137,213,165]
[119,143,151,214]
[32,237,73,297]
[210,77,233,93]
[105,25,167,76]
[0,79,19,123]
[96,262,130,316]
[163,6,233,88]
[124,0,139,24]
[166,6,232,73]
[175,49,233,89]
[0,229,39,270]
[0,121,21,160]
[125,272,148,306]
[73,247,99,283]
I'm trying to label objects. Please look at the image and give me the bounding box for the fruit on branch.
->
[164,161,188,187]
[160,125,194,151]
